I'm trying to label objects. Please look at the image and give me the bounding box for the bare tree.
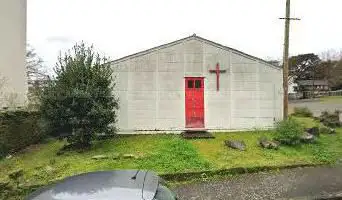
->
[0,75,21,109]
[318,50,342,90]
[319,49,342,61]
[26,45,48,82]
[26,45,49,110]
[0,75,6,98]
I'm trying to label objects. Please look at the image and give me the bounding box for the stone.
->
[111,153,120,160]
[300,133,315,143]
[259,137,279,150]
[306,127,319,137]
[122,154,136,159]
[319,126,336,135]
[313,116,320,121]
[34,165,44,170]
[0,181,10,190]
[225,140,246,151]
[8,169,24,181]
[45,166,54,172]
[91,155,109,160]
[56,150,65,156]
[336,158,342,165]
[329,128,336,134]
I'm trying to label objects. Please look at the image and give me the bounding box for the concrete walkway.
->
[174,166,342,200]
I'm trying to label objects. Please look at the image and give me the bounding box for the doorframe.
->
[184,77,205,129]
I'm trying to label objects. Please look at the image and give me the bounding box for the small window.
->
[195,80,201,88]
[188,80,194,88]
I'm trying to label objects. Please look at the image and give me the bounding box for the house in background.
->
[288,76,298,93]
[0,0,27,108]
[288,76,299,99]
[296,80,330,98]
[111,35,283,133]
[266,60,300,99]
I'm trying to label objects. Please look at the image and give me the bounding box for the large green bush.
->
[292,107,313,117]
[274,118,304,145]
[40,42,118,148]
[319,110,341,128]
[0,110,44,158]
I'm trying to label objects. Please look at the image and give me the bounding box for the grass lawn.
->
[0,135,210,186]
[1,117,342,188]
[319,96,342,103]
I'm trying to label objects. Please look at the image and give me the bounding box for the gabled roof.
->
[110,34,280,69]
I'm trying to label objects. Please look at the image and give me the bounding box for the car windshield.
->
[153,184,177,200]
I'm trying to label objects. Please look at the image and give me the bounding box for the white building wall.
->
[230,53,283,129]
[202,41,283,130]
[113,41,187,132]
[0,0,27,107]
[202,43,231,130]
[112,37,283,132]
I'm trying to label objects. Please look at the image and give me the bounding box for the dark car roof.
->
[25,170,159,200]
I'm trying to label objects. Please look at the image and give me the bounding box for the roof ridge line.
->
[110,34,280,69]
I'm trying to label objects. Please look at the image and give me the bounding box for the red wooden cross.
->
[209,62,227,91]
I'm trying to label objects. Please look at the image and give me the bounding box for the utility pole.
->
[280,0,300,119]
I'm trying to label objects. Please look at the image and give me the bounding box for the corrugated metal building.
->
[111,35,283,133]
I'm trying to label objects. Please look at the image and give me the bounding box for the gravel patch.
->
[173,166,342,200]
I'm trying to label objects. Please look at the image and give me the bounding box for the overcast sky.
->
[28,0,342,69]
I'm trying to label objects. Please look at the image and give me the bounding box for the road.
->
[173,166,342,200]
[289,100,342,116]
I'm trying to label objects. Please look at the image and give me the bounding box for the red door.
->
[185,77,204,128]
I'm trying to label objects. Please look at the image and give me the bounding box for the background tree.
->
[0,75,22,108]
[26,45,48,81]
[281,51,342,92]
[0,75,6,107]
[320,50,342,90]
[288,53,321,82]
[40,42,118,148]
[26,45,49,110]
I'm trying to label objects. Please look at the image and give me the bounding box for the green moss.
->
[319,96,342,103]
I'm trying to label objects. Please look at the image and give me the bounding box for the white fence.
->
[327,90,342,96]
[289,90,342,100]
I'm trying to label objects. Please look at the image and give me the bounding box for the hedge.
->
[0,110,44,158]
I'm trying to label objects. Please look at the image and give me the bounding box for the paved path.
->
[173,166,342,200]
